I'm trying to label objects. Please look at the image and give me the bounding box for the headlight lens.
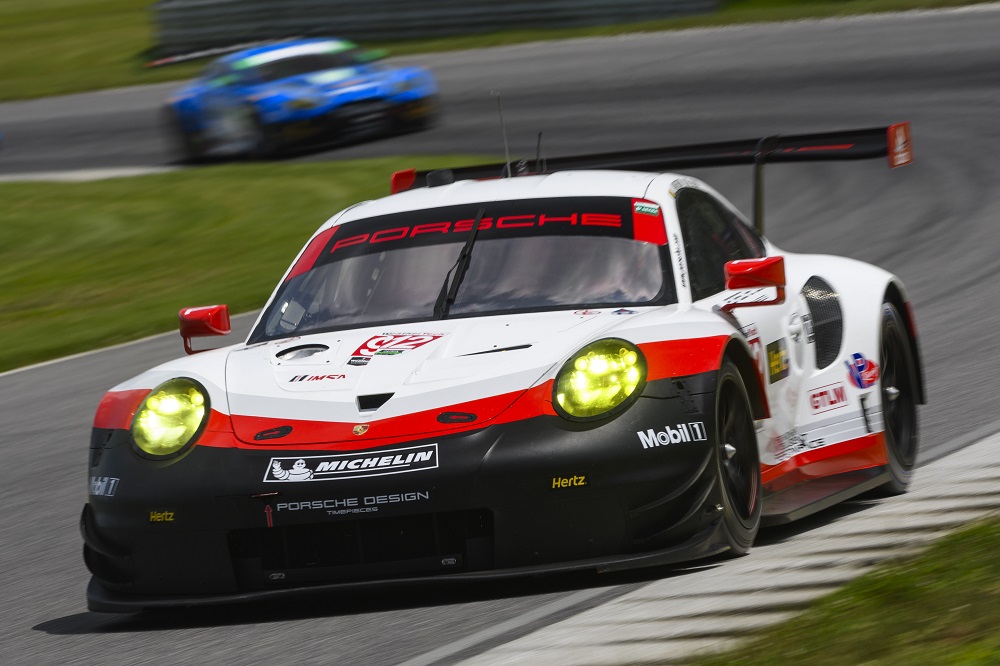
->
[554,339,646,420]
[131,378,209,458]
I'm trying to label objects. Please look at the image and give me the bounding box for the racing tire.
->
[246,108,282,159]
[163,107,205,164]
[715,358,762,555]
[875,302,919,495]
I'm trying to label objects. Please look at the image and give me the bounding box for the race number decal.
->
[352,334,443,358]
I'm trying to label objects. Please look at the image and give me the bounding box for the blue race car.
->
[164,38,439,161]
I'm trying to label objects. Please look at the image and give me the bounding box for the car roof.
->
[330,170,679,229]
[219,38,357,67]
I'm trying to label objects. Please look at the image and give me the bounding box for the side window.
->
[676,189,764,301]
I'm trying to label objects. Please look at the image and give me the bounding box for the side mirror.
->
[179,305,231,355]
[722,256,786,313]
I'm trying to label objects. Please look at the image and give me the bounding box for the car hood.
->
[226,309,649,445]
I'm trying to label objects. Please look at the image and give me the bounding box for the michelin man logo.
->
[270,459,314,481]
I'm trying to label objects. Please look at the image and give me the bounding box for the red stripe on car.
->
[761,432,888,492]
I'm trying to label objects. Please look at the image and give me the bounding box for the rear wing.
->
[391,122,913,234]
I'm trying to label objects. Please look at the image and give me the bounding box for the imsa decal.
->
[263,443,438,482]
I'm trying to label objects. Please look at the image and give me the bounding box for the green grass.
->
[691,517,1000,665]
[0,0,997,101]
[0,157,487,373]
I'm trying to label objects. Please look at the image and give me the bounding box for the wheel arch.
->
[723,338,769,420]
[883,280,926,404]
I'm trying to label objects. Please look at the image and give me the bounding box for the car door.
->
[673,187,801,466]
[198,62,257,150]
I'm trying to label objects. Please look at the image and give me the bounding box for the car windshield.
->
[251,50,365,82]
[249,197,675,343]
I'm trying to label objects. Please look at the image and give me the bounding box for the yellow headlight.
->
[131,378,209,458]
[554,339,646,420]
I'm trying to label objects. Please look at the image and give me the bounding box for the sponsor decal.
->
[741,324,766,379]
[350,333,443,364]
[328,212,623,256]
[611,308,637,315]
[809,382,849,414]
[148,510,175,523]
[637,422,707,449]
[889,122,913,168]
[633,202,660,216]
[770,429,826,462]
[551,475,588,489]
[767,339,789,383]
[801,312,815,344]
[672,233,687,289]
[573,309,601,315]
[263,443,438,482]
[669,177,698,196]
[89,476,119,497]
[275,491,430,515]
[288,374,346,382]
[845,352,880,389]
[724,288,769,305]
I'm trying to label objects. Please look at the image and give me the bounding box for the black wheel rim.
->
[718,377,759,520]
[881,316,917,467]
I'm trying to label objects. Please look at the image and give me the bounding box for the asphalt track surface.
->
[3,5,1000,665]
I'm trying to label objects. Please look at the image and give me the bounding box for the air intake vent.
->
[275,344,328,361]
[802,276,843,369]
[358,393,393,411]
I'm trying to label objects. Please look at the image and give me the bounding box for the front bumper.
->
[83,374,728,611]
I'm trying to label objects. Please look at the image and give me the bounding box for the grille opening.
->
[803,276,843,370]
[358,393,394,411]
[229,509,494,588]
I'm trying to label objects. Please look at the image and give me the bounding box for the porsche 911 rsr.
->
[164,38,439,161]
[82,124,922,611]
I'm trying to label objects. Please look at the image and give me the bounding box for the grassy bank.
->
[0,0,996,101]
[692,517,1000,665]
[0,157,484,373]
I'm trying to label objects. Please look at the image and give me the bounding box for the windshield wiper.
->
[433,207,486,319]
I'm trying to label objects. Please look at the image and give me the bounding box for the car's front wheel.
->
[877,302,919,494]
[715,359,762,555]
[163,107,206,164]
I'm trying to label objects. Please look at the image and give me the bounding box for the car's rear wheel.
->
[715,359,762,555]
[876,302,919,494]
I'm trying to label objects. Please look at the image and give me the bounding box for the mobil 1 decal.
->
[264,443,438,482]
[313,196,666,264]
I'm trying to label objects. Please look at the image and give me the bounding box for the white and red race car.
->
[82,124,922,611]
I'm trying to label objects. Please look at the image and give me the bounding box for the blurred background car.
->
[163,37,439,161]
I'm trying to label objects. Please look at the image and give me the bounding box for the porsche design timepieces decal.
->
[274,491,430,515]
[767,339,789,384]
[263,443,438,482]
[637,422,707,449]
